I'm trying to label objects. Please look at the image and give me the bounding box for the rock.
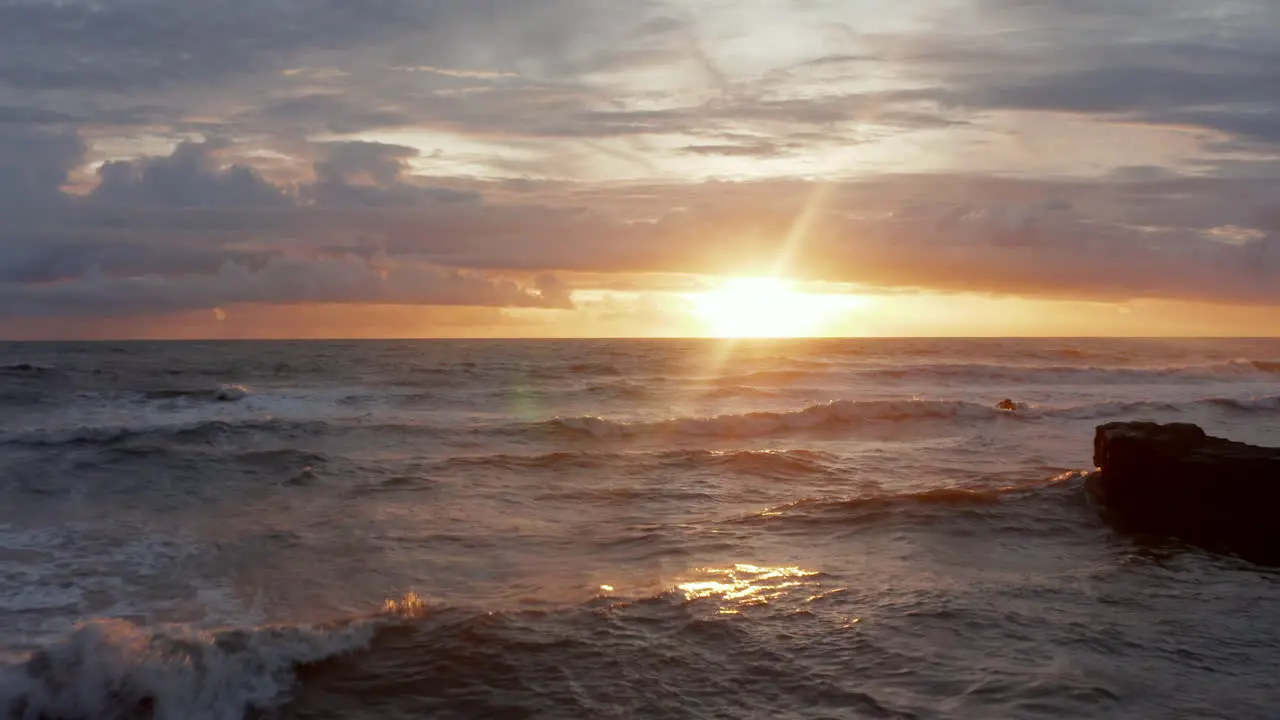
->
[213,384,250,402]
[1090,421,1280,564]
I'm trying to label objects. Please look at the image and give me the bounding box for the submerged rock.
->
[1090,421,1280,564]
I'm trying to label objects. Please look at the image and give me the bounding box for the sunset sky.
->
[3,0,1280,338]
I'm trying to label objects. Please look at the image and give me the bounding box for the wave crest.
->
[143,384,251,403]
[0,617,378,720]
[0,418,330,448]
[736,471,1090,526]
[0,363,57,378]
[864,359,1280,384]
[538,392,1280,441]
[549,399,997,440]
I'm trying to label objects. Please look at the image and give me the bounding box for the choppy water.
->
[1,338,1279,719]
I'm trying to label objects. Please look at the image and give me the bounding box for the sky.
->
[3,0,1280,338]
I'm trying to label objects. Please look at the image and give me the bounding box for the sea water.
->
[1,338,1278,719]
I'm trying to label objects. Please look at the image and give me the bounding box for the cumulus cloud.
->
[90,139,290,208]
[305,141,481,206]
[0,134,569,319]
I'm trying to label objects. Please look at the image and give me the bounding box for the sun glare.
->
[689,277,865,338]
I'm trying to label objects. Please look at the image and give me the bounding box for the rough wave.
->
[735,471,1091,526]
[699,384,783,400]
[1202,395,1280,412]
[434,448,841,479]
[540,394,1280,441]
[699,359,1280,387]
[530,362,623,380]
[1048,394,1280,420]
[581,381,653,400]
[548,399,999,440]
[6,391,1277,450]
[0,363,57,378]
[143,385,251,403]
[862,359,1280,385]
[0,418,332,449]
[709,369,818,386]
[0,617,381,720]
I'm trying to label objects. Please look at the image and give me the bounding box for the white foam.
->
[0,523,198,638]
[0,617,378,720]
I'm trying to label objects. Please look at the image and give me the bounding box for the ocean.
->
[0,338,1278,719]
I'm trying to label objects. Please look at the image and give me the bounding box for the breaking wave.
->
[538,393,1280,440]
[0,464,1091,720]
[547,400,998,440]
[734,471,1091,527]
[0,614,388,720]
[6,391,1278,450]
[1,581,897,720]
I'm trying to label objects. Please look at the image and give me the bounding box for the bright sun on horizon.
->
[688,277,869,338]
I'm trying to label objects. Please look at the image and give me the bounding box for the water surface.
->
[1,338,1278,719]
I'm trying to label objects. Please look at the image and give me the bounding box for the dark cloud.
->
[3,140,1280,318]
[0,135,553,318]
[0,0,1276,152]
[254,94,418,136]
[90,139,290,208]
[0,0,434,93]
[305,141,481,207]
[0,0,665,134]
[0,232,261,286]
[0,126,85,207]
[900,1,1280,143]
[335,174,1280,306]
[0,256,571,319]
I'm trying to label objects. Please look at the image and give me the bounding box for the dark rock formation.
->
[1090,422,1280,564]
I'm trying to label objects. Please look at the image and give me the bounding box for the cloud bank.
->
[1,0,1279,332]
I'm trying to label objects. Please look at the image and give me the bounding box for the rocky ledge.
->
[1091,422,1280,565]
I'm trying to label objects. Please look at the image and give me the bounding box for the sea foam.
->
[0,617,381,720]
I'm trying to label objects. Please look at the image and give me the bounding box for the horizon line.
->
[3,335,1280,343]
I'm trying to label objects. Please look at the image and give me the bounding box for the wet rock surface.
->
[1091,422,1280,564]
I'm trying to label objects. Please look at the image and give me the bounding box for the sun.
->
[688,277,863,338]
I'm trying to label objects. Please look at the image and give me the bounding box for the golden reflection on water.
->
[382,566,847,621]
[676,564,822,614]
[383,592,428,615]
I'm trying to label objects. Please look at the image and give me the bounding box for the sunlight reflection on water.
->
[677,564,826,614]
